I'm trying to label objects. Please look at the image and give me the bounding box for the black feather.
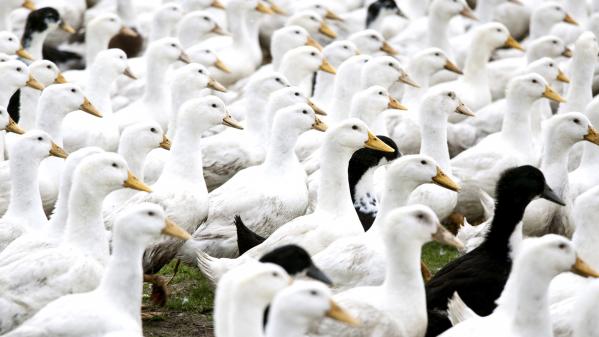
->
[235,215,265,255]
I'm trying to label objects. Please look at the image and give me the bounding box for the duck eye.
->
[8,37,13,41]
[111,163,118,168]
[352,125,358,130]
[37,136,43,141]
[203,16,210,21]
[302,110,308,114]
[47,65,51,69]
[421,160,427,165]
[310,52,316,56]
[573,118,580,124]
[198,69,204,73]
[295,31,300,34]
[379,91,383,95]
[211,103,217,108]
[417,213,424,219]
[148,211,155,216]
[549,63,554,67]
[272,272,279,277]
[434,52,440,56]
[71,88,76,93]
[496,28,501,32]
[310,290,318,296]
[553,40,558,44]
[311,17,317,21]
[532,79,537,84]
[170,43,176,47]
[558,243,567,249]
[370,35,377,40]
[150,127,157,133]
[294,92,300,96]
[388,63,393,67]
[16,67,21,72]
[343,45,349,49]
[110,18,116,22]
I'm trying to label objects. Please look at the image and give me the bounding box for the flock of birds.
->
[1,0,599,336]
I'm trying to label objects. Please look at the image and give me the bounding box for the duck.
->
[432,22,524,114]
[440,235,599,337]
[312,155,460,292]
[268,281,358,337]
[309,205,462,337]
[286,11,337,45]
[450,74,564,222]
[0,204,190,337]
[523,113,599,237]
[114,38,190,131]
[0,146,104,266]
[196,119,395,280]
[81,13,136,71]
[258,244,332,284]
[424,165,565,337]
[312,40,360,108]
[62,49,136,152]
[0,30,33,60]
[348,29,398,56]
[104,97,242,292]
[528,2,578,40]
[185,45,232,75]
[177,11,227,49]
[0,59,43,106]
[180,0,226,13]
[269,25,323,72]
[0,130,64,254]
[102,121,170,215]
[184,103,326,259]
[569,98,599,201]
[0,0,35,31]
[279,46,336,94]
[0,152,151,334]
[146,3,183,43]
[21,7,76,61]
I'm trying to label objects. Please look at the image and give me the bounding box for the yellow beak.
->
[380,41,398,56]
[49,142,68,159]
[54,73,67,84]
[542,85,566,103]
[5,117,25,135]
[16,48,34,60]
[584,126,599,146]
[305,36,323,51]
[80,97,103,118]
[123,171,152,192]
[556,69,570,83]
[388,96,408,110]
[255,2,274,14]
[214,58,231,73]
[432,167,461,192]
[319,22,337,39]
[312,116,328,132]
[159,135,171,150]
[444,60,463,75]
[326,300,360,326]
[162,218,192,240]
[319,59,337,74]
[364,131,395,152]
[504,36,524,51]
[571,256,599,278]
[26,75,45,91]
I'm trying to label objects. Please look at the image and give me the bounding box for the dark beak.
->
[306,264,333,285]
[541,184,565,206]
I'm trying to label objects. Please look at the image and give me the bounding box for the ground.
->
[142,242,460,337]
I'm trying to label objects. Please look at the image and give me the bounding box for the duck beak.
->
[572,256,599,278]
[308,99,327,116]
[123,171,152,192]
[306,36,323,51]
[398,73,420,88]
[22,0,35,10]
[16,48,33,60]
[543,85,566,103]
[59,21,76,34]
[556,69,570,83]
[504,36,524,51]
[584,126,599,146]
[208,78,227,92]
[49,142,68,159]
[325,9,343,21]
[459,7,478,20]
[540,183,565,206]
[444,60,463,75]
[319,22,337,39]
[562,48,573,58]
[162,218,192,240]
[178,51,192,64]
[5,117,25,135]
[455,101,475,116]
[319,59,337,74]
[214,58,231,73]
[119,26,138,37]
[255,2,274,14]
[432,166,460,192]
[564,14,578,25]
[222,114,244,130]
[432,224,464,250]
[326,300,360,326]
[211,24,229,36]
[270,3,287,15]
[306,264,333,285]
[26,75,45,91]
[54,72,67,84]
[380,41,398,56]
[211,0,225,9]
[80,98,102,118]
[312,116,328,132]
[159,135,171,150]
[388,96,408,110]
[123,67,137,80]
[364,131,395,152]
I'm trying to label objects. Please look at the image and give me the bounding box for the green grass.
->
[422,242,460,274]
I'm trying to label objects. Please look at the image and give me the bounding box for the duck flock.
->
[1,0,599,336]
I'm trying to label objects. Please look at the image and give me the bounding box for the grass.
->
[423,242,460,273]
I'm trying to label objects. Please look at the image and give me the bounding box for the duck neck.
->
[578,142,599,170]
[150,18,173,42]
[539,134,572,198]
[369,178,422,237]
[530,99,550,144]
[0,82,19,107]
[573,215,599,269]
[117,0,136,27]
[4,152,47,230]
[22,30,50,60]
[427,9,452,53]
[230,292,268,337]
[63,182,110,262]
[482,196,529,254]
[46,175,72,240]
[167,82,193,138]
[97,232,145,324]
[498,261,554,337]
[228,3,249,48]
[315,142,356,216]
[500,95,534,153]
[463,38,492,86]
[419,112,451,173]
[85,30,111,66]
[142,54,170,104]
[245,96,267,140]
[156,123,207,191]
[403,63,433,105]
[262,125,301,174]
[18,87,41,129]
[244,12,263,66]
[530,17,551,40]
[280,62,311,88]
[119,144,149,181]
[560,53,594,113]
[475,0,496,22]
[86,64,117,115]
[35,100,68,146]
[266,308,311,337]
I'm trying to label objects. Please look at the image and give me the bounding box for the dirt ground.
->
[143,310,213,337]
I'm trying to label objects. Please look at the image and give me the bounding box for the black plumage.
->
[424,165,565,337]
[349,135,399,231]
[21,7,61,50]
[235,215,265,255]
[259,244,332,285]
[366,0,405,27]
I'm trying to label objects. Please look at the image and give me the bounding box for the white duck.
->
[196,120,395,281]
[310,205,462,337]
[177,11,227,48]
[279,46,336,94]
[1,204,189,337]
[348,29,398,56]
[185,103,326,259]
[0,30,33,60]
[269,25,323,72]
[451,74,564,222]
[286,11,337,45]
[0,0,34,31]
[62,48,136,152]
[0,59,43,106]
[312,156,460,292]
[312,40,360,108]
[569,98,599,201]
[0,130,62,253]
[105,96,241,278]
[146,3,183,43]
[81,13,136,72]
[529,2,578,40]
[0,152,151,334]
[440,235,599,337]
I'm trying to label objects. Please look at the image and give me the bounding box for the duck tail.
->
[447,292,478,326]
[235,215,265,255]
[479,188,496,220]
[196,249,219,285]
